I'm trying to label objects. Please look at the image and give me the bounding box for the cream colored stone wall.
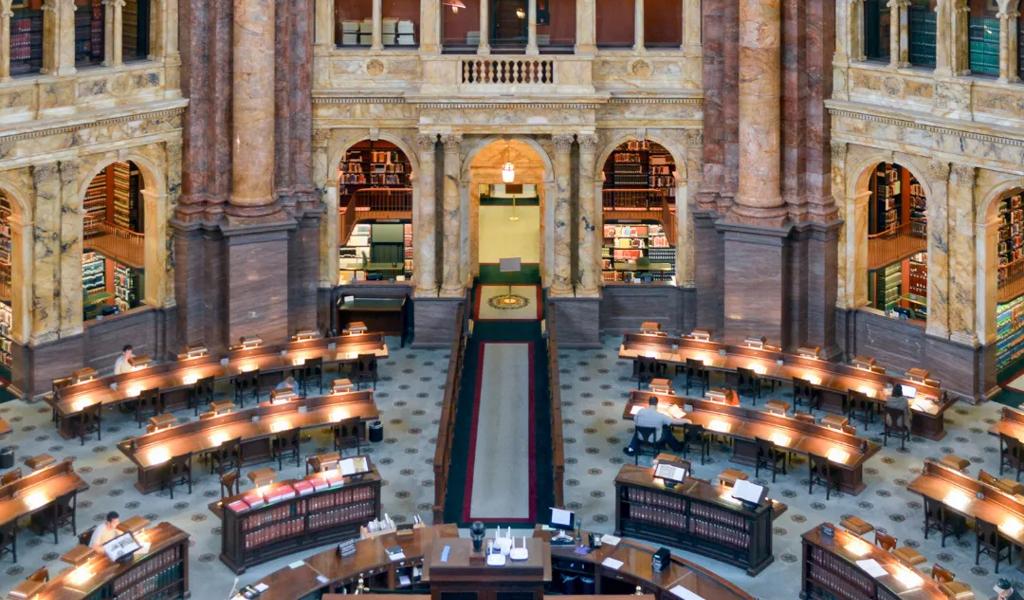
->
[833,0,1024,349]
[0,2,183,348]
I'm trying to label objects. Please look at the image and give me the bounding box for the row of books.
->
[688,516,750,549]
[307,501,376,531]
[806,564,874,600]
[309,484,376,511]
[111,545,182,596]
[690,501,752,530]
[244,516,307,549]
[340,173,407,186]
[623,487,684,511]
[624,503,685,530]
[807,546,876,597]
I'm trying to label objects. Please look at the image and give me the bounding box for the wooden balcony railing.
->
[602,188,667,211]
[339,187,413,244]
[83,222,145,268]
[432,297,469,524]
[999,259,1024,304]
[867,223,927,271]
[546,307,565,508]
[461,58,556,84]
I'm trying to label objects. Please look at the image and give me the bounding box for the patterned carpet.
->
[0,334,1010,599]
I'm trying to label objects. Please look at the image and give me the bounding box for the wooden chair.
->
[1000,432,1024,481]
[0,468,21,485]
[49,490,77,544]
[190,376,215,416]
[923,496,964,547]
[754,437,787,483]
[272,428,301,469]
[808,453,840,500]
[846,389,876,430]
[736,367,768,404]
[883,405,910,449]
[0,523,15,563]
[333,417,363,454]
[352,354,379,390]
[875,531,925,566]
[77,403,102,446]
[685,358,709,396]
[931,564,975,600]
[632,356,661,390]
[233,369,261,407]
[219,469,240,499]
[163,452,193,499]
[792,377,820,411]
[630,426,663,465]
[681,423,709,465]
[210,437,242,475]
[975,519,1011,573]
[134,388,163,428]
[294,357,324,397]
[839,516,873,536]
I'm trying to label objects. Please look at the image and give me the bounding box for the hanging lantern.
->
[443,0,467,14]
[502,161,516,184]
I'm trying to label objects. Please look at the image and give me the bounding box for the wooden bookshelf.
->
[614,464,776,575]
[10,6,44,77]
[218,467,382,573]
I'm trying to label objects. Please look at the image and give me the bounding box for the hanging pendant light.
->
[443,0,467,14]
[515,7,526,19]
[502,141,516,184]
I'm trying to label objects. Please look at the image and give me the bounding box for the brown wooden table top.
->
[623,391,879,471]
[907,459,1024,545]
[619,333,947,408]
[0,459,88,528]
[30,522,188,600]
[422,537,551,582]
[614,464,787,518]
[802,524,947,599]
[989,406,1024,439]
[0,418,10,436]
[116,391,378,470]
[50,333,388,418]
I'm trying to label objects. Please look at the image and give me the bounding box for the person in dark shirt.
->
[996,578,1024,600]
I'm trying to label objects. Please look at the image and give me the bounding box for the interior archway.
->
[990,187,1024,381]
[0,188,23,388]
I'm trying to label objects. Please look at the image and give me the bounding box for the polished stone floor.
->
[0,336,1010,599]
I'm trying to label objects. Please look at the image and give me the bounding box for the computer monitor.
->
[103,532,142,563]
[548,507,575,531]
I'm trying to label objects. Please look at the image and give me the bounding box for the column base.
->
[412,297,464,347]
[548,296,601,348]
[222,219,297,346]
[718,220,793,346]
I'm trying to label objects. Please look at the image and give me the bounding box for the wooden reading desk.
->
[802,523,948,599]
[988,405,1024,441]
[624,391,880,494]
[0,459,88,545]
[117,390,378,493]
[619,332,953,439]
[49,332,388,438]
[907,459,1024,548]
[337,297,408,346]
[9,521,189,600]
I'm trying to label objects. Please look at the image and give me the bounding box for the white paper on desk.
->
[630,405,644,416]
[667,404,686,419]
[254,583,270,592]
[600,534,621,546]
[856,559,888,578]
[669,585,706,600]
[289,560,305,569]
[316,575,329,584]
[388,551,407,562]
[601,557,624,570]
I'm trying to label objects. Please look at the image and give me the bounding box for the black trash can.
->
[368,421,384,443]
[0,447,14,469]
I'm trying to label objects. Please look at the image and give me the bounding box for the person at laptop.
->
[885,383,911,427]
[89,511,121,551]
[625,396,687,455]
[113,345,135,375]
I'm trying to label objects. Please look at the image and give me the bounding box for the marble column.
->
[577,134,599,297]
[440,135,463,298]
[103,0,125,67]
[888,0,910,68]
[998,7,1020,83]
[42,0,76,76]
[933,0,952,75]
[30,163,61,344]
[0,0,12,81]
[847,0,867,61]
[415,134,439,297]
[576,0,596,53]
[371,0,383,50]
[682,0,702,55]
[731,0,786,226]
[228,0,280,219]
[527,0,539,54]
[633,0,645,51]
[951,2,970,74]
[924,159,951,340]
[947,164,977,345]
[57,158,82,337]
[550,135,574,296]
[479,0,490,54]
[314,0,334,47]
[421,0,440,53]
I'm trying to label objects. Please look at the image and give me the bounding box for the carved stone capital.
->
[577,134,598,155]
[925,159,951,183]
[416,134,438,153]
[552,134,574,154]
[0,0,13,19]
[441,134,462,155]
[950,163,975,183]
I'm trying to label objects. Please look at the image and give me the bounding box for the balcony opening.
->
[491,0,528,52]
[538,0,575,53]
[645,0,682,49]
[383,0,419,48]
[908,0,936,68]
[337,0,373,48]
[74,0,105,68]
[123,0,151,62]
[442,0,482,53]
[596,0,634,48]
[862,0,890,62]
[969,0,1000,77]
[10,2,43,78]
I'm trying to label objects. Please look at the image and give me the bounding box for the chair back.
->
[685,358,706,376]
[683,423,706,442]
[847,388,868,406]
[305,356,323,376]
[140,387,160,407]
[755,437,775,457]
[736,367,756,388]
[27,567,48,582]
[875,531,897,551]
[793,377,811,397]
[1001,432,1023,454]
[635,425,658,444]
[976,519,998,543]
[236,369,259,389]
[85,402,102,423]
[169,452,192,476]
[885,405,906,428]
[195,376,215,399]
[0,468,21,485]
[356,354,377,377]
[931,563,954,583]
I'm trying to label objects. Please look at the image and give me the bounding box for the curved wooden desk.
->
[247,524,754,600]
[116,391,378,493]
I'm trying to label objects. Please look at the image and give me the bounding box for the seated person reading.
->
[89,512,120,551]
[626,396,686,454]
[113,345,135,375]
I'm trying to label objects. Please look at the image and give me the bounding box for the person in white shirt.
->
[626,396,687,454]
[89,511,121,550]
[113,345,135,375]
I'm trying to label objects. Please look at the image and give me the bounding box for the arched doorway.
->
[336,140,415,284]
[465,138,551,286]
[864,161,928,321]
[81,161,147,321]
[600,139,678,284]
[992,188,1024,378]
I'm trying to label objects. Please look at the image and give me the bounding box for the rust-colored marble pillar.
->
[731,0,786,226]
[228,0,280,220]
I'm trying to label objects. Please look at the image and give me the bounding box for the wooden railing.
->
[432,297,469,524]
[866,223,927,271]
[602,188,668,211]
[546,307,565,508]
[461,58,556,84]
[339,187,413,245]
[83,222,145,268]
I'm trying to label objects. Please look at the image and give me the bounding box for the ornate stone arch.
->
[0,175,32,345]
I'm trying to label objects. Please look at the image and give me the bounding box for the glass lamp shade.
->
[502,162,516,183]
[444,0,467,13]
